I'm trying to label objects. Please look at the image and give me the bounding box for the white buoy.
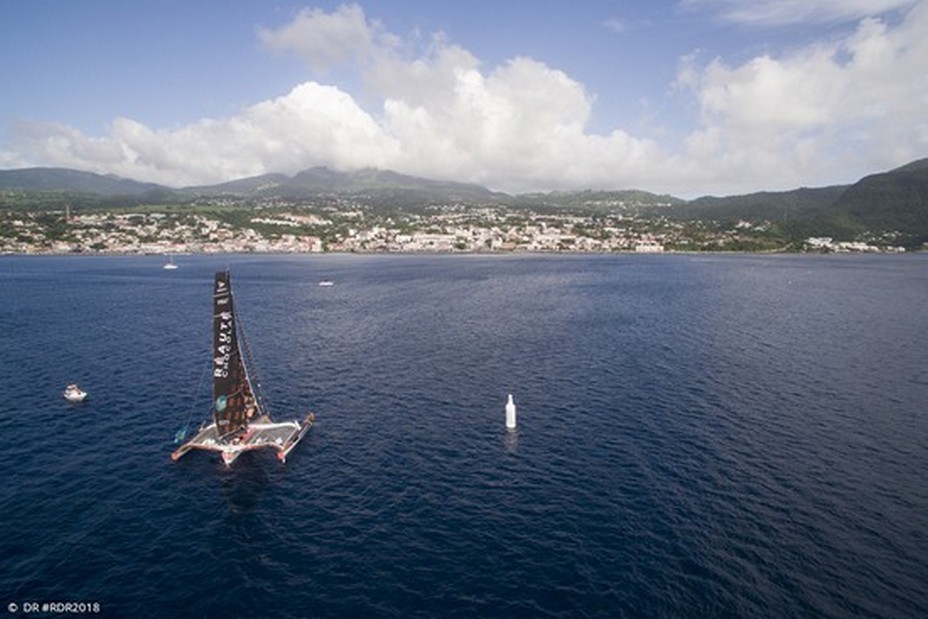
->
[505,394,517,430]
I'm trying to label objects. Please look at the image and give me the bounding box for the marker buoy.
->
[506,394,517,430]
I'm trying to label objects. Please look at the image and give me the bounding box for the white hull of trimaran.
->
[172,414,314,466]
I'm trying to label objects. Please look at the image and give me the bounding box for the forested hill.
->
[820,158,928,239]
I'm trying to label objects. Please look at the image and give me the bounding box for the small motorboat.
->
[63,383,88,403]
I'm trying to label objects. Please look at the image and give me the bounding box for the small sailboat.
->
[171,271,314,466]
[163,256,179,270]
[63,383,88,403]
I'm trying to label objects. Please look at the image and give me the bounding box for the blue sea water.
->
[1,253,927,618]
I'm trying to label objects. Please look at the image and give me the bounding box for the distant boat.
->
[171,271,314,466]
[63,383,88,403]
[163,256,179,270]
[318,280,334,287]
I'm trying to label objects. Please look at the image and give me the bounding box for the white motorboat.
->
[63,383,88,403]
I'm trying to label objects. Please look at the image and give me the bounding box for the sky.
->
[1,0,926,198]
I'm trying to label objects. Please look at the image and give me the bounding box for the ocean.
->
[1,253,926,618]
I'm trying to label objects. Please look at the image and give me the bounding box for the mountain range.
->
[0,166,503,204]
[1,159,927,246]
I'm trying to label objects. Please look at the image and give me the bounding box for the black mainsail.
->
[171,271,314,466]
[212,271,258,438]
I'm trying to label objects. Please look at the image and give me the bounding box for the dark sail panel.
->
[212,271,257,439]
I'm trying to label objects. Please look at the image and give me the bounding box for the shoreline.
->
[1,247,919,258]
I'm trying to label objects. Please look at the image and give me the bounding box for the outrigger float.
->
[171,271,314,466]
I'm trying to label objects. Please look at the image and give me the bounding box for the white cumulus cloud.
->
[6,2,928,197]
[678,0,928,193]
[257,3,390,71]
[11,83,400,187]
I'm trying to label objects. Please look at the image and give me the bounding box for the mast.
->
[212,271,259,439]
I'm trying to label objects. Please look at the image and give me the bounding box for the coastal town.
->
[0,203,908,255]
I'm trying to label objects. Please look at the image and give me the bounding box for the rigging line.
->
[236,298,273,418]
[174,359,210,442]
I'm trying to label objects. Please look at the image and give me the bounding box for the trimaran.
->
[172,271,314,466]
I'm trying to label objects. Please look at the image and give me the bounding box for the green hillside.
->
[818,158,928,245]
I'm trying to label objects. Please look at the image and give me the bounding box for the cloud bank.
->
[6,2,928,197]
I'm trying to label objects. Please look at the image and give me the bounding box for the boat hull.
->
[63,390,88,403]
[171,413,314,466]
